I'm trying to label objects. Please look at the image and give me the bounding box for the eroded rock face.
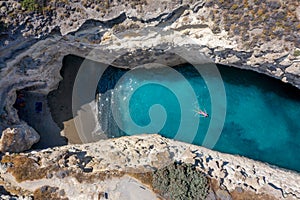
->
[0,124,40,152]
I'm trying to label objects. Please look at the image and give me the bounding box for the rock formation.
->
[0,124,40,152]
[0,0,299,199]
[0,134,299,199]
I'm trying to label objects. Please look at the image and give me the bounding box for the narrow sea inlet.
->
[97,64,300,172]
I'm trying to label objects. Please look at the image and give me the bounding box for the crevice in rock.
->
[68,13,127,36]
[156,5,189,27]
[268,182,285,198]
[128,11,170,24]
[192,1,206,13]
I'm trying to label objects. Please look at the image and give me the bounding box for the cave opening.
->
[13,88,67,149]
[13,54,87,148]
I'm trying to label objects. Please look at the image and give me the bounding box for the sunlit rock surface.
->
[0,134,299,199]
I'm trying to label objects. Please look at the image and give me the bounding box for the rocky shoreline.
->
[0,0,300,199]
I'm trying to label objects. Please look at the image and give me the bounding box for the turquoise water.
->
[98,64,300,172]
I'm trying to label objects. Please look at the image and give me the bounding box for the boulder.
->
[0,124,40,153]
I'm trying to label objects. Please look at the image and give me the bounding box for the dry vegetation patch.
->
[1,155,57,182]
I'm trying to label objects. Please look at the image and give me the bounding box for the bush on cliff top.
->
[21,0,49,12]
[21,0,39,11]
[294,50,300,57]
[152,162,209,200]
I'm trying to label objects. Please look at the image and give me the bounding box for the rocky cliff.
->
[0,134,299,199]
[0,0,300,199]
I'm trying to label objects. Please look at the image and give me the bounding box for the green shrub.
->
[294,50,300,57]
[152,162,209,200]
[21,0,39,11]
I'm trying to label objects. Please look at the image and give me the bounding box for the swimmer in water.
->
[194,109,209,118]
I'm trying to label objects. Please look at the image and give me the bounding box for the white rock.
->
[285,63,300,75]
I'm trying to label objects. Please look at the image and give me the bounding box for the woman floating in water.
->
[194,108,209,118]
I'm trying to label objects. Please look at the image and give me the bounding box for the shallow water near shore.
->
[98,64,300,172]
